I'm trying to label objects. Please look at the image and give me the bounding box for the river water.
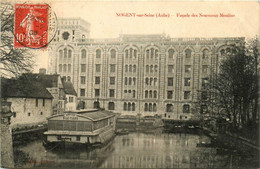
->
[13,130,258,168]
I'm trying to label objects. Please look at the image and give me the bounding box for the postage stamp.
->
[14,4,50,49]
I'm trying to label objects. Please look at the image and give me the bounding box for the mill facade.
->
[48,18,244,119]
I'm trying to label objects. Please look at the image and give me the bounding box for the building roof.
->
[62,81,77,96]
[1,77,53,99]
[21,73,61,88]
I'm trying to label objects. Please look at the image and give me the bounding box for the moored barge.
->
[44,109,116,146]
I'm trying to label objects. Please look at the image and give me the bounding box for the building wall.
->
[48,18,244,118]
[65,94,77,111]
[8,98,52,128]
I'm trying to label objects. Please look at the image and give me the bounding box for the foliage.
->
[0,2,35,77]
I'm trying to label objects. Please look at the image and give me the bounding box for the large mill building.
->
[48,18,244,119]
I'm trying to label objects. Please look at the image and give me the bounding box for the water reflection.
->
[13,132,258,168]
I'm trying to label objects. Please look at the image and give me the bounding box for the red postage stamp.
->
[14,4,49,48]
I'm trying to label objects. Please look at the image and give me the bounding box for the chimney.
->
[39,68,46,74]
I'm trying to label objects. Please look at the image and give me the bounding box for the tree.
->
[0,2,35,77]
[197,37,259,133]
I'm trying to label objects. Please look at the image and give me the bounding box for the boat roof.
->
[47,109,115,121]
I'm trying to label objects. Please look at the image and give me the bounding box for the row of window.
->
[13,112,44,118]
[63,76,71,82]
[59,48,72,60]
[145,77,158,86]
[146,48,159,60]
[144,103,157,112]
[166,104,190,113]
[59,64,72,73]
[124,77,136,86]
[145,65,158,73]
[144,90,157,99]
[125,48,137,59]
[124,90,136,98]
[60,48,211,62]
[123,102,136,111]
[125,65,137,73]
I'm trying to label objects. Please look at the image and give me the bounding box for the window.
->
[202,49,209,59]
[59,50,63,60]
[95,89,100,97]
[42,99,45,107]
[185,65,191,73]
[68,50,72,59]
[109,89,115,97]
[146,65,149,73]
[166,104,173,112]
[132,103,135,111]
[68,64,71,72]
[153,103,157,112]
[63,64,67,72]
[36,99,38,107]
[155,49,158,59]
[111,49,116,58]
[81,49,86,59]
[168,65,174,73]
[151,48,154,59]
[13,112,16,118]
[80,89,85,96]
[184,78,191,86]
[80,76,86,84]
[128,103,131,111]
[167,91,173,99]
[63,76,66,81]
[64,48,67,58]
[129,65,132,72]
[110,64,116,72]
[150,78,153,86]
[168,49,174,59]
[220,49,225,56]
[202,78,208,87]
[108,102,115,110]
[129,48,133,59]
[145,78,149,85]
[144,103,148,111]
[154,65,158,72]
[125,77,127,85]
[146,50,149,60]
[81,64,86,72]
[134,50,137,59]
[154,91,157,99]
[150,65,153,73]
[149,103,152,112]
[129,77,132,85]
[69,97,74,102]
[145,90,148,98]
[133,90,136,98]
[110,77,115,85]
[133,77,136,85]
[202,65,208,73]
[183,104,190,113]
[201,91,208,100]
[184,91,191,99]
[76,136,81,141]
[95,64,101,72]
[95,77,100,84]
[168,78,173,86]
[40,112,43,115]
[124,102,127,111]
[59,64,62,72]
[154,78,158,86]
[96,49,101,58]
[125,50,128,59]
[185,49,192,58]
[67,76,71,82]
[28,113,31,116]
[133,65,136,72]
[149,90,153,98]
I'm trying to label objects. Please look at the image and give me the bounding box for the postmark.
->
[14,3,57,49]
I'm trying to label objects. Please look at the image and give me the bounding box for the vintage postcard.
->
[0,0,259,168]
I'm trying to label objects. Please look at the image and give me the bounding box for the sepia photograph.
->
[0,0,259,168]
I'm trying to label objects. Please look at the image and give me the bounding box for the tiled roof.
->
[1,77,53,99]
[79,109,115,121]
[21,73,61,88]
[62,81,77,96]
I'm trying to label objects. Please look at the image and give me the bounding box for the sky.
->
[15,0,259,73]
